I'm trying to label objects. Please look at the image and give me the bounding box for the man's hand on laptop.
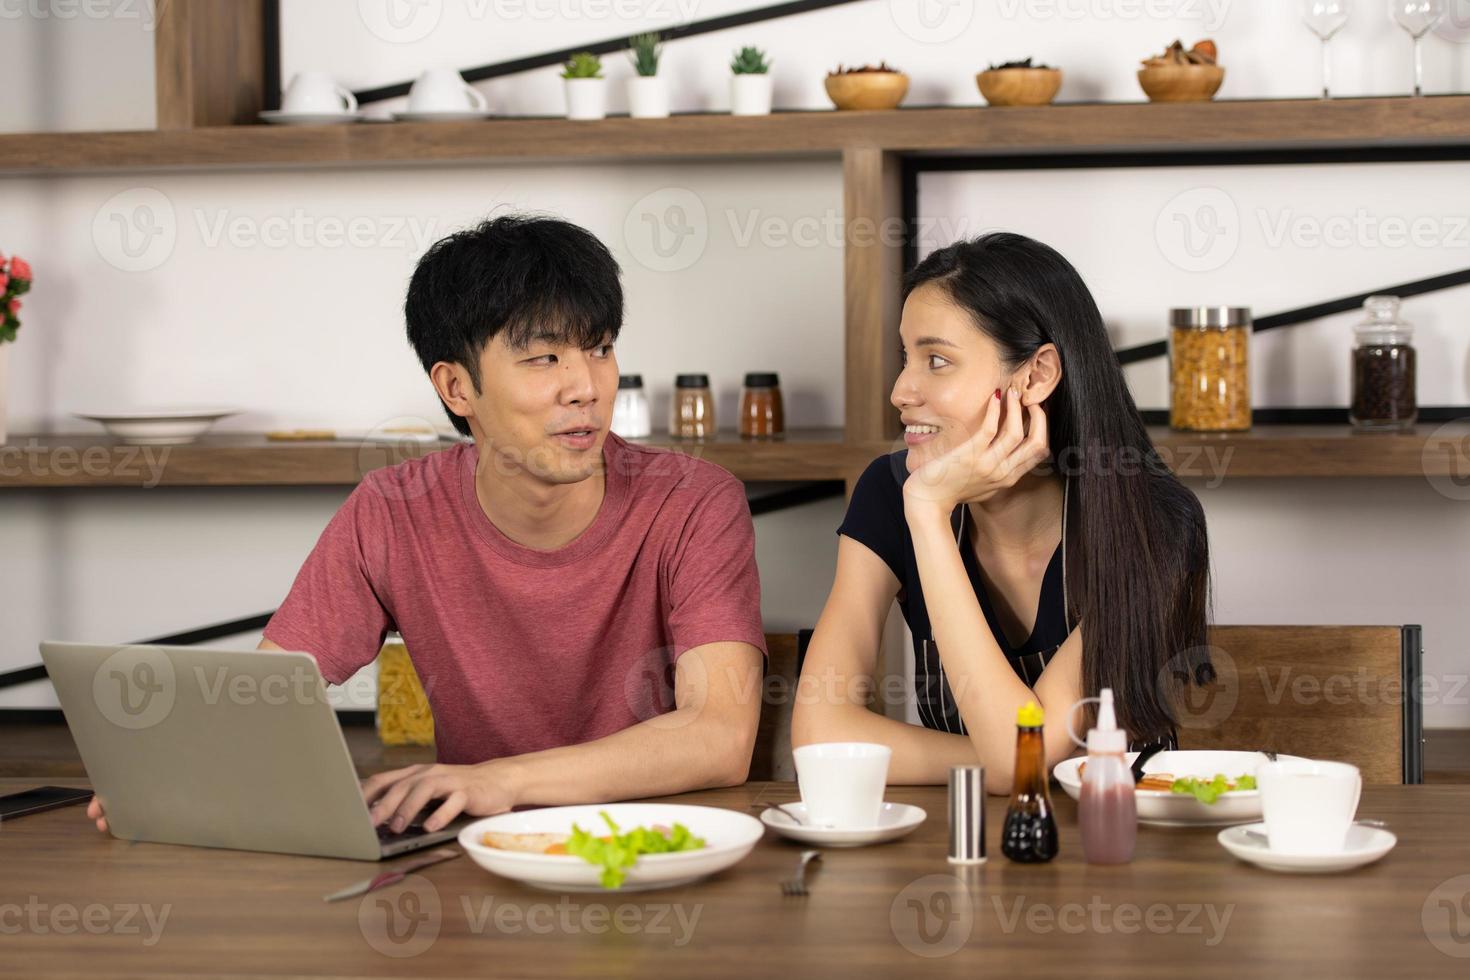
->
[362,762,518,833]
[86,796,109,833]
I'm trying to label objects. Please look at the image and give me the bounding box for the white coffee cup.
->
[281,72,358,115]
[793,742,891,829]
[1257,758,1362,854]
[407,69,488,113]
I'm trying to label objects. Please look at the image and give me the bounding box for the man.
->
[88,214,766,835]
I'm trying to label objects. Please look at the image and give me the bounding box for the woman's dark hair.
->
[902,232,1214,743]
[405,213,623,436]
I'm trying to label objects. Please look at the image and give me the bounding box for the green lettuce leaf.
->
[564,811,707,888]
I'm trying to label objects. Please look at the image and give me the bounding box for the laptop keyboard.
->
[376,821,432,844]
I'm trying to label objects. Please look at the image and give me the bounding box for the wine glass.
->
[1302,1,1352,99]
[1389,0,1446,96]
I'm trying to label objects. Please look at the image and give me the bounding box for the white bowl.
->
[73,408,240,445]
[458,803,763,892]
[1053,749,1310,827]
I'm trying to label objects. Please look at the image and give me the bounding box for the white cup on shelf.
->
[1257,758,1362,854]
[793,742,891,829]
[280,72,358,115]
[407,69,488,113]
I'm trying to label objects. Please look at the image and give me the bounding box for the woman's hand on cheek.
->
[903,388,1050,520]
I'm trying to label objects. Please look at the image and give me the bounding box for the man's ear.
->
[429,361,477,426]
[1016,344,1062,407]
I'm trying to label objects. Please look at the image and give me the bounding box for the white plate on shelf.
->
[258,110,364,125]
[73,408,239,445]
[458,803,762,893]
[1053,750,1311,827]
[392,110,493,122]
[1217,822,1397,873]
[759,802,926,847]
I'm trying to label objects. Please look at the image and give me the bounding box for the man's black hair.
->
[405,213,624,437]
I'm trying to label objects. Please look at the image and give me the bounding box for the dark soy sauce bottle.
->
[1000,700,1059,863]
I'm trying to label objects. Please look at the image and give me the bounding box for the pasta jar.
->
[671,373,715,440]
[1168,306,1252,432]
[739,372,785,439]
[376,640,434,747]
[1350,295,1417,432]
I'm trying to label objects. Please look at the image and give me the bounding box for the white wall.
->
[2,1,1468,728]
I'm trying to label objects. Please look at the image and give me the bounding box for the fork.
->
[780,849,822,896]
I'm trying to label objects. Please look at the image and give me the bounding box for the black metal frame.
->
[258,0,864,110]
[900,147,1470,424]
[1403,624,1425,784]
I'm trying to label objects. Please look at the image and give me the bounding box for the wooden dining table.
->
[5,776,1470,978]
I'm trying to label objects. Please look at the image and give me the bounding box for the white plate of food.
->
[459,803,763,892]
[73,407,240,445]
[1053,750,1310,827]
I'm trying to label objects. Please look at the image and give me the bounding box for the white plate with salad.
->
[458,804,764,892]
[1052,750,1311,827]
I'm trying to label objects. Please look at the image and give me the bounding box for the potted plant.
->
[626,32,667,119]
[729,46,772,116]
[825,62,909,111]
[976,57,1063,107]
[0,252,33,446]
[562,51,607,120]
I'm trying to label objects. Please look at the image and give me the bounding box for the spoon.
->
[752,801,806,826]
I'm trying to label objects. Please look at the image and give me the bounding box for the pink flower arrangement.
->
[1,252,32,344]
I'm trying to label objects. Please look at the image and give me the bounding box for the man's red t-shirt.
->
[262,433,767,764]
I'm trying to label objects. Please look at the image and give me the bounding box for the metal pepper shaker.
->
[948,764,987,864]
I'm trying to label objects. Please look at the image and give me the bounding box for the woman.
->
[791,232,1214,792]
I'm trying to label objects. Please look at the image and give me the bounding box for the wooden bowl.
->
[824,72,909,111]
[1137,64,1225,102]
[975,67,1062,107]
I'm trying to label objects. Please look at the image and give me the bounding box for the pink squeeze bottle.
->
[1078,688,1137,865]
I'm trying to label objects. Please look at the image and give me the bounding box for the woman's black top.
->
[836,452,1175,752]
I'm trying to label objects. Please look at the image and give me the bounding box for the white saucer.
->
[392,109,493,122]
[759,802,926,847]
[259,110,364,126]
[1217,822,1397,873]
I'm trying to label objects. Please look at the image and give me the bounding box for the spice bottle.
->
[1074,688,1136,865]
[611,374,651,439]
[671,374,715,440]
[1169,306,1252,432]
[1350,295,1417,431]
[739,372,785,440]
[1000,700,1058,863]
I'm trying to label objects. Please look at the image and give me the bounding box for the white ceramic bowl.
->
[1053,749,1310,827]
[73,408,240,445]
[458,803,763,892]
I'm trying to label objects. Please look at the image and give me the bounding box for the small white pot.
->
[627,75,669,119]
[0,342,8,445]
[730,73,773,116]
[564,77,607,120]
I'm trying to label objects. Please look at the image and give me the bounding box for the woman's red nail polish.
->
[994,389,1002,399]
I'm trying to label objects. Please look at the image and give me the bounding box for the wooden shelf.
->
[5,97,1470,175]
[2,423,1464,488]
[0,430,874,488]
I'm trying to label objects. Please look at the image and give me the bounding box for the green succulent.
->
[628,32,662,77]
[730,46,771,75]
[562,52,603,79]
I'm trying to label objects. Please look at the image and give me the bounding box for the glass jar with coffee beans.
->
[1350,295,1417,432]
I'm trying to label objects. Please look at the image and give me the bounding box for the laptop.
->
[40,641,467,861]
